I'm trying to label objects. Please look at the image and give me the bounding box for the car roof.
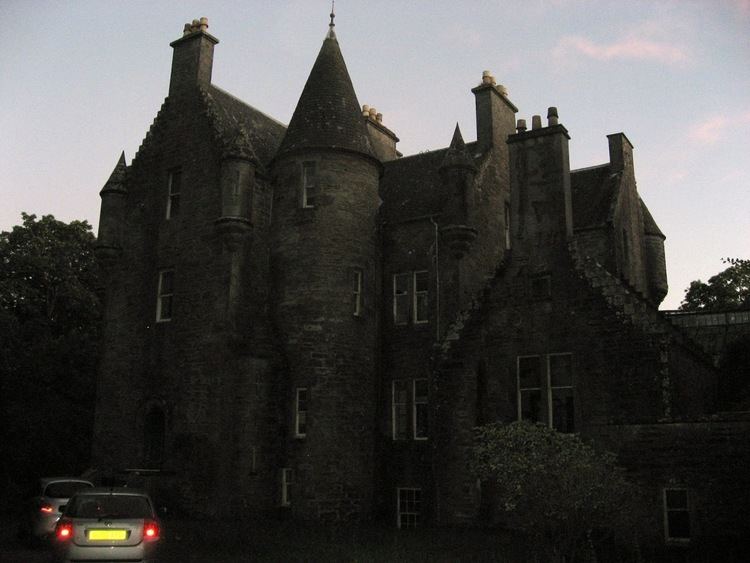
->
[73,487,151,497]
[40,477,94,487]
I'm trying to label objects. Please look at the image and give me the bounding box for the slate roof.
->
[277,31,374,159]
[571,164,619,230]
[205,85,287,168]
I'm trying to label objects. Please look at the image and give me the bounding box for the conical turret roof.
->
[277,24,374,160]
[100,152,128,194]
[440,124,476,171]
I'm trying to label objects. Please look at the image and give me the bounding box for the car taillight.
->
[40,504,54,513]
[143,519,160,541]
[56,519,73,540]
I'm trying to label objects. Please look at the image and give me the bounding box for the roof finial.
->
[327,0,336,38]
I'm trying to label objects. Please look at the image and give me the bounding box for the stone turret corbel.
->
[439,124,478,259]
[215,127,256,251]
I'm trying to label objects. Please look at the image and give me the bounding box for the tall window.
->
[397,488,422,529]
[143,406,165,467]
[392,380,409,440]
[663,488,691,542]
[517,354,574,432]
[302,161,317,208]
[295,388,308,438]
[413,379,429,440]
[281,468,293,507]
[166,168,181,219]
[156,270,174,322]
[393,271,429,325]
[504,202,511,250]
[392,379,429,440]
[351,269,363,316]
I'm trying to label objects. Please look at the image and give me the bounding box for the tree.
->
[0,213,101,512]
[680,259,750,311]
[471,421,645,561]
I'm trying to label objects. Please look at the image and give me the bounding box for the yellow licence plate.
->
[88,529,128,541]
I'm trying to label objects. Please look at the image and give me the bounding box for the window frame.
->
[281,468,293,507]
[412,271,429,324]
[156,269,175,322]
[517,353,574,432]
[392,271,430,325]
[397,487,422,529]
[663,487,691,543]
[392,380,409,440]
[352,268,363,317]
[301,161,317,208]
[295,388,308,439]
[504,201,511,250]
[166,168,181,220]
[412,378,429,441]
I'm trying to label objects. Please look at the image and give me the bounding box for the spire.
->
[440,124,476,171]
[277,14,374,160]
[101,152,128,194]
[328,1,336,39]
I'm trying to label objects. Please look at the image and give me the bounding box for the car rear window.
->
[43,481,93,498]
[66,495,153,519]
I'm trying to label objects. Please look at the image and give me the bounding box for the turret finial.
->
[327,1,336,38]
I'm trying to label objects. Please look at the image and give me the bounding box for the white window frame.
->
[156,269,174,322]
[412,378,428,441]
[663,487,691,543]
[281,468,293,507]
[413,271,429,324]
[352,269,363,317]
[301,161,317,208]
[166,169,181,220]
[392,380,409,440]
[397,487,421,529]
[295,388,308,438]
[517,353,574,432]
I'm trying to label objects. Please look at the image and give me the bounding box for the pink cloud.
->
[555,35,688,65]
[688,113,750,144]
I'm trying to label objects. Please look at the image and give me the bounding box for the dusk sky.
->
[1,0,748,309]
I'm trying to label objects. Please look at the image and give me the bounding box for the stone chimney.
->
[471,70,517,151]
[169,17,219,97]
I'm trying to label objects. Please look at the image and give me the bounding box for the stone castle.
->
[92,16,749,554]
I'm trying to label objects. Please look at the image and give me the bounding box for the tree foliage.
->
[680,258,750,311]
[0,213,101,511]
[471,421,645,560]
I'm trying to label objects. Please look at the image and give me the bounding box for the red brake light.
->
[56,519,73,540]
[40,504,54,513]
[143,519,160,541]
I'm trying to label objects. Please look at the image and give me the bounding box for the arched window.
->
[144,406,166,467]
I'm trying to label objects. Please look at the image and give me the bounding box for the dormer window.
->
[166,168,181,219]
[301,162,317,208]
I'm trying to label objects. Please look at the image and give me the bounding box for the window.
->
[295,388,308,438]
[397,488,422,528]
[413,379,429,440]
[281,468,293,506]
[302,161,317,208]
[166,169,181,219]
[504,202,511,250]
[392,380,409,440]
[143,406,165,467]
[663,488,691,542]
[392,379,429,440]
[393,271,429,325]
[517,354,575,432]
[156,270,174,322]
[352,269,363,316]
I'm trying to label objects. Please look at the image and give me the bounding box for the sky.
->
[1,0,748,309]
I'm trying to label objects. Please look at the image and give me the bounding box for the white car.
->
[21,477,94,541]
[52,487,162,563]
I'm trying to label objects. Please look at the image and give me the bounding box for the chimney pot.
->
[199,17,209,32]
[497,84,508,96]
[362,104,370,116]
[191,19,200,32]
[532,115,542,130]
[369,107,377,119]
[376,113,383,123]
[183,23,192,35]
[547,106,559,126]
[516,119,527,133]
